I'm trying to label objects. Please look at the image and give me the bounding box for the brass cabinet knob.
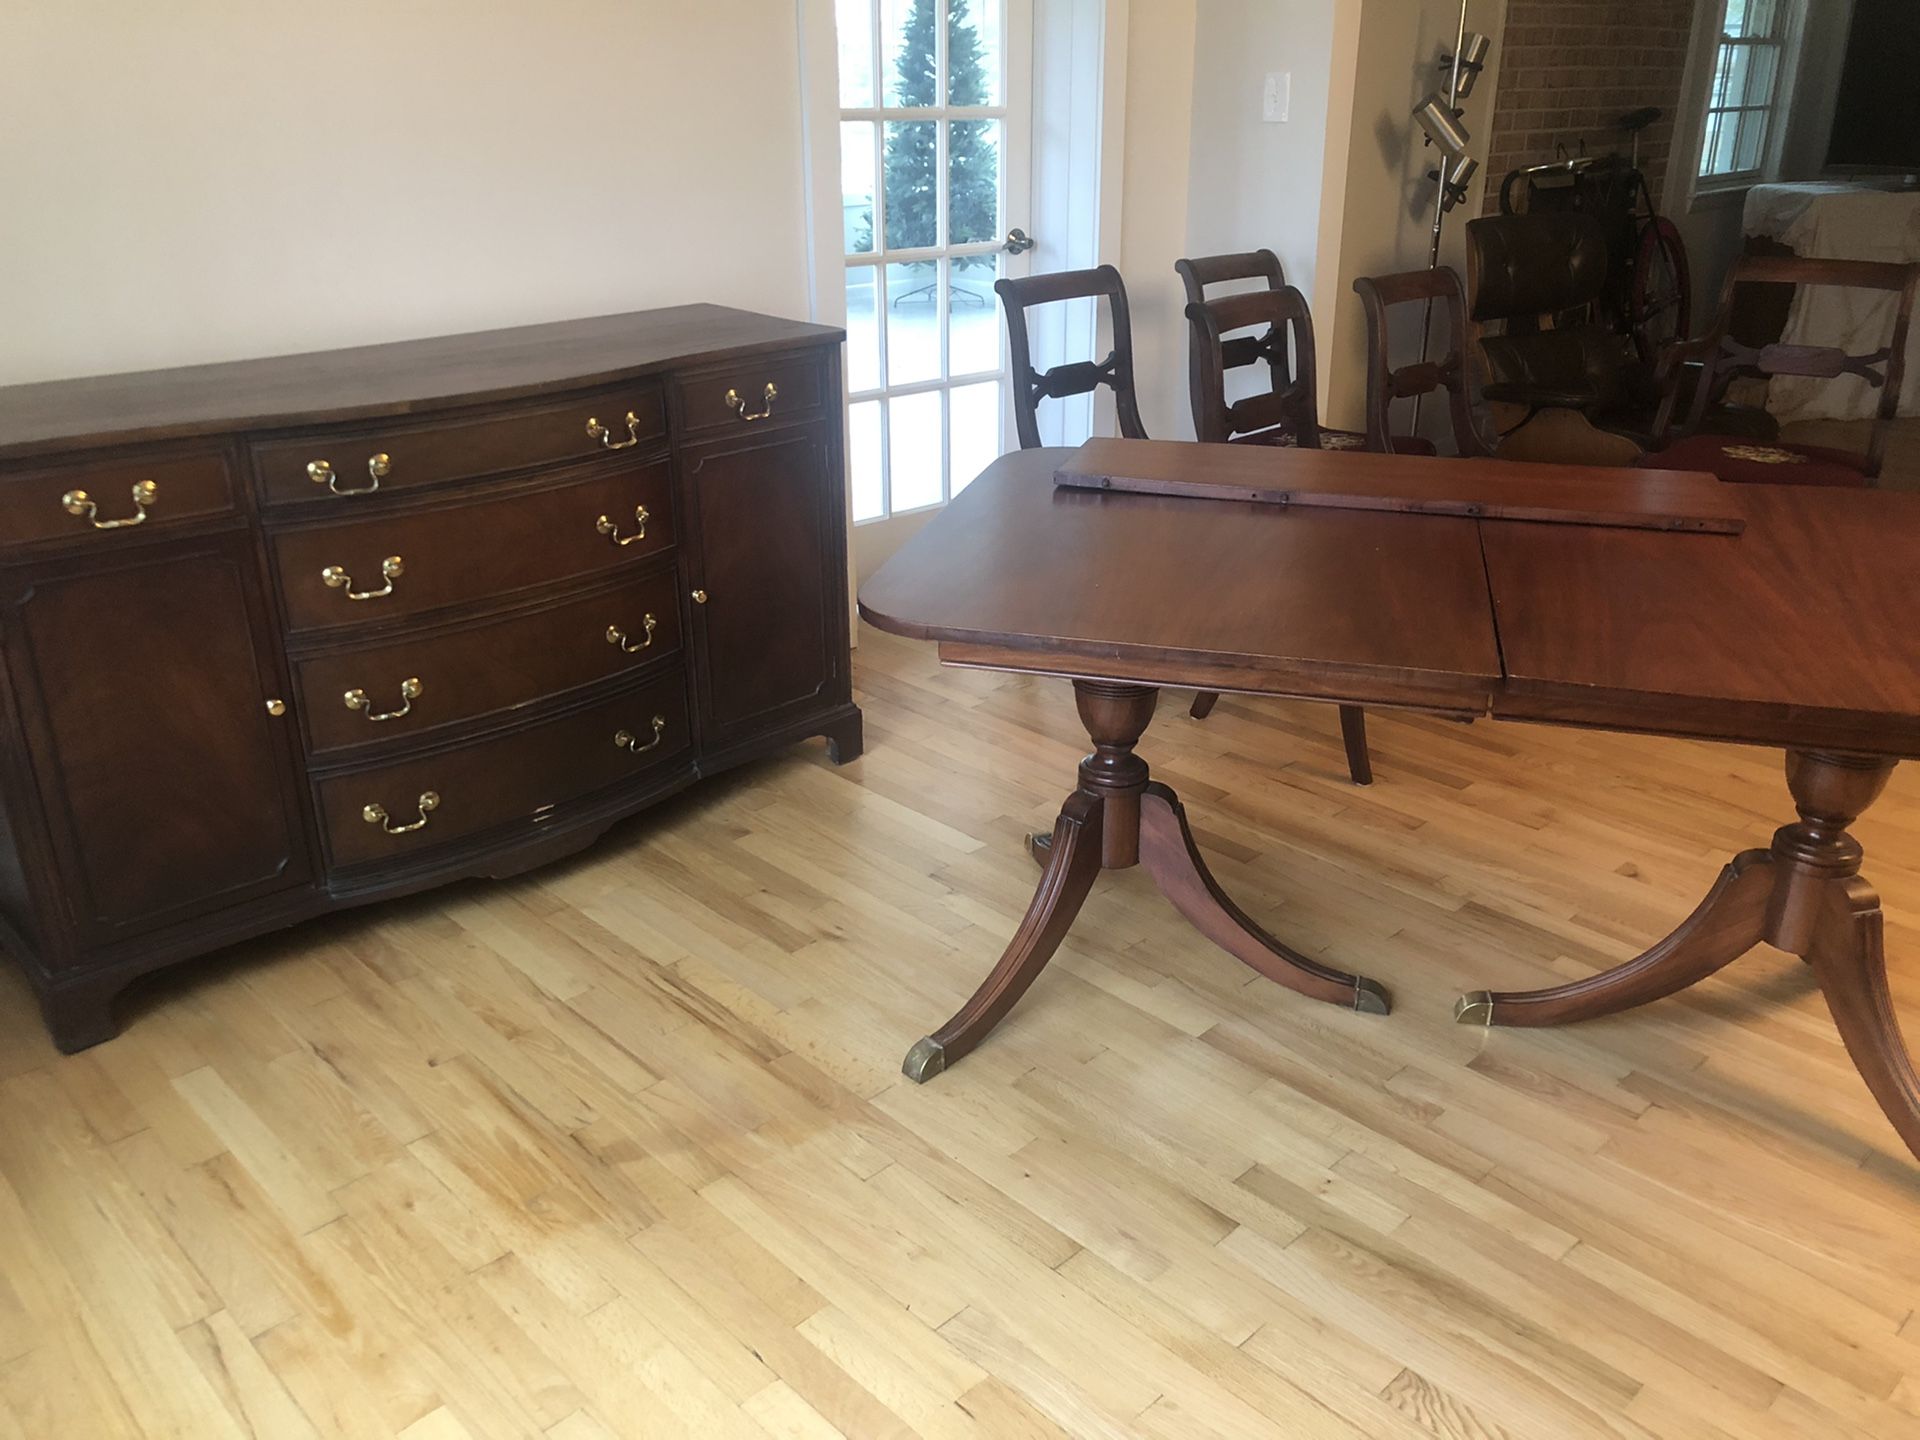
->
[264,698,287,717]
[308,453,388,496]
[613,717,668,754]
[595,504,650,547]
[62,479,157,530]
[606,615,658,654]
[343,676,422,722]
[363,790,438,834]
[691,589,708,605]
[321,555,404,600]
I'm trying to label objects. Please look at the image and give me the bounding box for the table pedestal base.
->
[903,681,1389,1082]
[1456,750,1920,1160]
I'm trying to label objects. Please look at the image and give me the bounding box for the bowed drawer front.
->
[270,460,674,632]
[0,306,856,1053]
[252,384,666,506]
[315,671,691,869]
[292,566,683,758]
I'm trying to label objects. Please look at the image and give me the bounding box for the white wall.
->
[1185,0,1337,301]
[0,1,816,385]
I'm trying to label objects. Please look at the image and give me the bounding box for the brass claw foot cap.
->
[1353,978,1391,1015]
[1454,990,1495,1026]
[902,1036,947,1083]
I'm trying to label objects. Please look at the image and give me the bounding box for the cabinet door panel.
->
[684,427,840,740]
[5,540,309,947]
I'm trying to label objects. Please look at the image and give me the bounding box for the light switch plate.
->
[1263,71,1290,123]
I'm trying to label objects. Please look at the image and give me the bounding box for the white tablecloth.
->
[1742,182,1920,422]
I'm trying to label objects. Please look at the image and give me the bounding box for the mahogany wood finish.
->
[0,307,860,1050]
[902,680,1389,1081]
[994,267,1148,452]
[1649,253,1920,481]
[860,442,1920,1166]
[1351,267,1490,457]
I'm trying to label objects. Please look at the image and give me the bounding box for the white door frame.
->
[796,0,1127,588]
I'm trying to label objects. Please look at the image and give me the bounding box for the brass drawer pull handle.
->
[606,615,658,654]
[595,504,650,547]
[308,453,389,496]
[613,716,667,754]
[586,411,645,450]
[363,790,438,834]
[62,480,157,530]
[321,555,404,600]
[725,382,778,422]
[344,676,422,722]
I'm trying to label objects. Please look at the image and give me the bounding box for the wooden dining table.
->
[857,438,1920,1165]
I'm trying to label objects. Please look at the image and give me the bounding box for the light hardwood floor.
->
[2,623,1918,1439]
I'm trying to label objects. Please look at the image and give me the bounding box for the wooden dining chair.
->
[1642,254,1920,486]
[1176,251,1371,451]
[1352,268,1493,457]
[995,267,1148,450]
[1177,281,1374,785]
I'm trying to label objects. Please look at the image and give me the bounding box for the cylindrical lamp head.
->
[1413,94,1471,156]
[1451,32,1492,98]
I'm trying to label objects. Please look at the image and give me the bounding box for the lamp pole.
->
[1412,0,1473,435]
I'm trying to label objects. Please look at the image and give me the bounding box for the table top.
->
[859,445,1920,758]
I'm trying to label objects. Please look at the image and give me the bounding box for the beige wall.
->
[1116,0,1200,440]
[0,1,816,385]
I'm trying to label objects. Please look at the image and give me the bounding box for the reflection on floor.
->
[0,625,1916,1437]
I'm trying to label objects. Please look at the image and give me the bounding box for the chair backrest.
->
[1466,212,1610,330]
[1176,250,1293,436]
[995,267,1148,450]
[1351,267,1489,457]
[1183,284,1322,446]
[1661,254,1920,479]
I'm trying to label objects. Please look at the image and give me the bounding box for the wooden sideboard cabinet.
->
[0,306,861,1050]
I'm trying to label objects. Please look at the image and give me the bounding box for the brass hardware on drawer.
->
[265,698,287,717]
[343,676,422,722]
[691,589,708,605]
[363,790,439,834]
[586,411,646,450]
[724,382,778,422]
[613,716,668,754]
[594,504,650,547]
[62,480,158,530]
[307,453,389,496]
[606,615,658,654]
[321,555,404,600]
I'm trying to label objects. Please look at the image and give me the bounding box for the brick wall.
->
[1480,1,1698,213]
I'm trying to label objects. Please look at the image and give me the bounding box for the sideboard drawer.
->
[252,384,667,507]
[316,671,692,869]
[271,461,674,633]
[0,449,237,551]
[672,352,827,438]
[294,567,684,758]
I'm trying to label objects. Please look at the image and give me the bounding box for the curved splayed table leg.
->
[1457,750,1920,1162]
[908,680,1387,1082]
[1139,782,1389,1013]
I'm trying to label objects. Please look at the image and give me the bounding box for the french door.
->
[834,0,1032,562]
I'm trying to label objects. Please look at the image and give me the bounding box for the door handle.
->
[1002,227,1036,255]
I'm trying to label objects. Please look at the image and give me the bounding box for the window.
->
[1698,0,1789,184]
[836,0,1018,525]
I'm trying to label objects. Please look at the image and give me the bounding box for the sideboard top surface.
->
[0,305,843,460]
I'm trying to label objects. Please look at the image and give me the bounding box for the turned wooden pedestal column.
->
[1457,751,1920,1159]
[903,680,1388,1082]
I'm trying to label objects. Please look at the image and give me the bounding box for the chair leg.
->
[1190,691,1220,720]
[1338,705,1372,786]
